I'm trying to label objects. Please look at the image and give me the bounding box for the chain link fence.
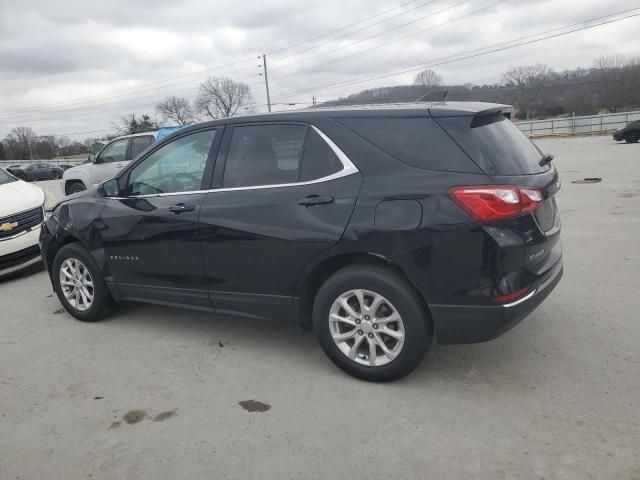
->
[515,110,640,137]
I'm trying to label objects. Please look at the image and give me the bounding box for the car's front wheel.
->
[52,243,112,322]
[625,131,640,143]
[313,265,432,382]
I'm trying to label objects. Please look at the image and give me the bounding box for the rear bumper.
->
[430,259,563,345]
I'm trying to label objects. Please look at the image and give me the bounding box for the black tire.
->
[52,243,112,322]
[313,265,432,382]
[67,182,86,194]
[53,171,61,179]
[624,131,640,144]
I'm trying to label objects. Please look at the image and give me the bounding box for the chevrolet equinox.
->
[40,102,563,381]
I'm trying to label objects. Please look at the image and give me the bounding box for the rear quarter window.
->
[338,117,480,173]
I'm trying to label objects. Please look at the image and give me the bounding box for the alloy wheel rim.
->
[329,289,405,367]
[59,258,94,312]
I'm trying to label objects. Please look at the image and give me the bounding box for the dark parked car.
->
[40,102,563,381]
[613,119,640,143]
[7,162,64,181]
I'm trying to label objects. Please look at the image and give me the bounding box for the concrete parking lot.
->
[1,136,639,479]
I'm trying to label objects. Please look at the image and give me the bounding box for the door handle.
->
[297,195,335,207]
[169,203,196,214]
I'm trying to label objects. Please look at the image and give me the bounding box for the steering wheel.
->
[170,172,199,192]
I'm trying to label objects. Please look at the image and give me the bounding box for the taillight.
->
[447,186,544,222]
[492,287,530,304]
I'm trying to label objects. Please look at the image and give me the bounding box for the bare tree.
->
[4,127,36,160]
[414,69,443,91]
[156,96,198,126]
[593,55,640,113]
[502,64,554,119]
[195,77,253,119]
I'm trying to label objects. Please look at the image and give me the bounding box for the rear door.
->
[199,122,362,321]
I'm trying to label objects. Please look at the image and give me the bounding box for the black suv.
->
[40,102,563,381]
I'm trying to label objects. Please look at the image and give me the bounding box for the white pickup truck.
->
[62,132,158,195]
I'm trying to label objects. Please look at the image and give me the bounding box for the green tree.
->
[113,113,159,135]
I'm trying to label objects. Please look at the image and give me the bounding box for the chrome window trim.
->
[112,125,359,199]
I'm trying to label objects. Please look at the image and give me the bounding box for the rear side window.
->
[468,114,546,175]
[129,136,154,159]
[300,129,342,181]
[223,125,306,188]
[339,117,478,173]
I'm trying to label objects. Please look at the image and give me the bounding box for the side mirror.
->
[99,178,120,197]
[89,154,96,163]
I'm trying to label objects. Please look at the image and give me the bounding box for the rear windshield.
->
[0,169,17,185]
[469,114,547,175]
[339,117,480,173]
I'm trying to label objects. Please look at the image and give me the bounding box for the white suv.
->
[62,132,157,195]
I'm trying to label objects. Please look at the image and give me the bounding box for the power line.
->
[0,0,434,115]
[3,7,638,128]
[266,0,424,56]
[313,75,640,106]
[272,9,640,101]
[270,0,507,79]
[0,58,261,115]
[0,71,267,123]
[271,0,472,73]
[0,65,264,118]
[269,0,445,67]
[13,75,640,137]
[0,0,474,120]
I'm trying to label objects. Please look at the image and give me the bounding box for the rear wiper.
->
[539,153,554,167]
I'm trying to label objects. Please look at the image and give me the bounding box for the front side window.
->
[99,139,129,163]
[128,129,216,196]
[223,125,306,188]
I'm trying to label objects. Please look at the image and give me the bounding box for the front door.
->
[98,128,221,308]
[91,137,130,187]
[200,123,362,321]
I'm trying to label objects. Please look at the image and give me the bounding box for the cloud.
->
[1,0,639,137]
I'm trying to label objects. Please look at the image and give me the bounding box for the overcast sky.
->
[0,0,638,139]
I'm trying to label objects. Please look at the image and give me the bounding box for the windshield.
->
[0,168,17,185]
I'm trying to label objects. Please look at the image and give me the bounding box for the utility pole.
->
[312,96,317,107]
[262,54,272,113]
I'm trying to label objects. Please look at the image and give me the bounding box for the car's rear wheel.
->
[313,265,432,382]
[67,182,86,194]
[625,131,640,143]
[52,243,112,322]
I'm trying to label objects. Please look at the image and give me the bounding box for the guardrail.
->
[515,110,640,137]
